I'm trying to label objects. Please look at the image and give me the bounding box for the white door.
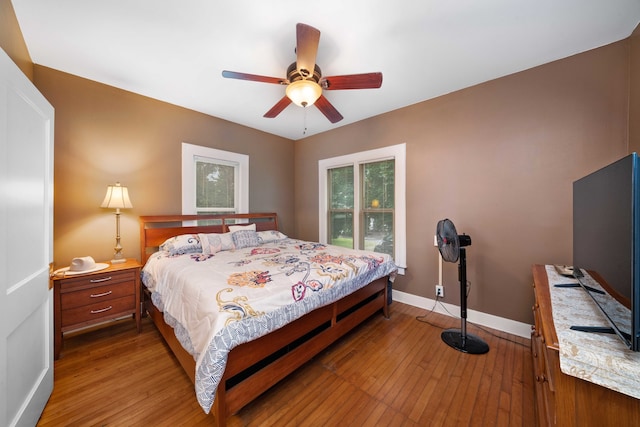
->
[0,47,54,426]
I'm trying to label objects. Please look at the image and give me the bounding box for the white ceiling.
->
[11,0,640,140]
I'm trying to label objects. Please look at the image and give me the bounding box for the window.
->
[319,144,406,274]
[327,166,354,248]
[182,143,248,215]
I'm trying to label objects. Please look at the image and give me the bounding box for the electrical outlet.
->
[436,285,444,298]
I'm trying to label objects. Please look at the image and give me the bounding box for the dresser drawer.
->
[61,295,136,329]
[532,322,556,426]
[61,280,135,309]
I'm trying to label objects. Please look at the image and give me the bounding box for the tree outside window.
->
[196,158,236,214]
[319,144,406,273]
[361,160,394,256]
[328,166,354,248]
[182,143,248,216]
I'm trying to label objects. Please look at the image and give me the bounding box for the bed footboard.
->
[143,275,389,426]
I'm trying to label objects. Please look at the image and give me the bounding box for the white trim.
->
[181,142,249,215]
[318,143,406,273]
[393,290,532,339]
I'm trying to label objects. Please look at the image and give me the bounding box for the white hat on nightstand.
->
[54,256,109,276]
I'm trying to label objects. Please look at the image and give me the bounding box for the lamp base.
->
[110,258,126,264]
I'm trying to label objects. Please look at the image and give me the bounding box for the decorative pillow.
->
[159,234,201,256]
[232,229,260,249]
[257,230,288,244]
[199,232,235,255]
[228,223,257,233]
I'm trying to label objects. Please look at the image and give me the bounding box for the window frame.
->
[319,143,406,274]
[182,142,249,215]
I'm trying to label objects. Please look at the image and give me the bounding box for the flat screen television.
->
[573,152,640,351]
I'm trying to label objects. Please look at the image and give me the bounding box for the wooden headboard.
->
[139,212,279,263]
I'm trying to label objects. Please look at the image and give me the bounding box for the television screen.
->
[573,153,640,351]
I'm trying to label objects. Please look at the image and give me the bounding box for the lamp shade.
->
[101,182,132,209]
[285,79,322,107]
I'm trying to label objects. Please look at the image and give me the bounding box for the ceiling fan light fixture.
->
[286,79,322,107]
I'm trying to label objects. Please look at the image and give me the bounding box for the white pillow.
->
[257,230,288,243]
[198,232,235,254]
[159,234,201,256]
[228,223,256,233]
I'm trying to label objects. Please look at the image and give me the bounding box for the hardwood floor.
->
[37,302,535,426]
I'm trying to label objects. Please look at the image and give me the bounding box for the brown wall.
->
[33,66,295,267]
[294,41,630,324]
[0,0,32,79]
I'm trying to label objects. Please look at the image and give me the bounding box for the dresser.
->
[531,264,640,426]
[53,259,141,359]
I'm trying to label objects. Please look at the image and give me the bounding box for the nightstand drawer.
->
[58,270,136,291]
[61,280,135,309]
[61,295,136,328]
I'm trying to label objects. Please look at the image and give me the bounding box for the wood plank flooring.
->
[37,302,535,426]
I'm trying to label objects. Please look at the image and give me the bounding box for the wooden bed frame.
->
[139,213,390,426]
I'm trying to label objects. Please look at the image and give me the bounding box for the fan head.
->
[436,219,472,263]
[436,219,460,263]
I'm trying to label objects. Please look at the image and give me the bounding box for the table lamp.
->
[101,182,132,264]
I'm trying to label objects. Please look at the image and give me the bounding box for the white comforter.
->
[141,237,397,413]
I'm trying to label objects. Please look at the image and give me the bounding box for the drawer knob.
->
[90,290,113,298]
[535,374,547,383]
[90,276,113,283]
[90,306,113,314]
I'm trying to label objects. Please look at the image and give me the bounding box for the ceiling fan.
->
[222,23,383,123]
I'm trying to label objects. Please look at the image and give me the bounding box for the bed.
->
[139,213,397,426]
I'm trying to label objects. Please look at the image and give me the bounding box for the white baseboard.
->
[392,290,532,339]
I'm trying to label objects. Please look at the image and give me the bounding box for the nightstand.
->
[52,259,141,359]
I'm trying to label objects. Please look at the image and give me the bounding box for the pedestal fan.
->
[436,219,489,354]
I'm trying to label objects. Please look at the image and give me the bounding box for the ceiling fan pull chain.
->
[303,106,308,135]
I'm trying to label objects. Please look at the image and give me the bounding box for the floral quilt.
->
[141,237,397,413]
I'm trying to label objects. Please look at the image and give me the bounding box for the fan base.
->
[441,329,490,354]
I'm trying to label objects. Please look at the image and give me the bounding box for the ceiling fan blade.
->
[264,96,292,118]
[296,23,320,79]
[315,95,343,123]
[321,72,383,90]
[222,70,286,85]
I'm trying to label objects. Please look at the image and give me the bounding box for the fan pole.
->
[459,248,468,345]
[441,247,490,354]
